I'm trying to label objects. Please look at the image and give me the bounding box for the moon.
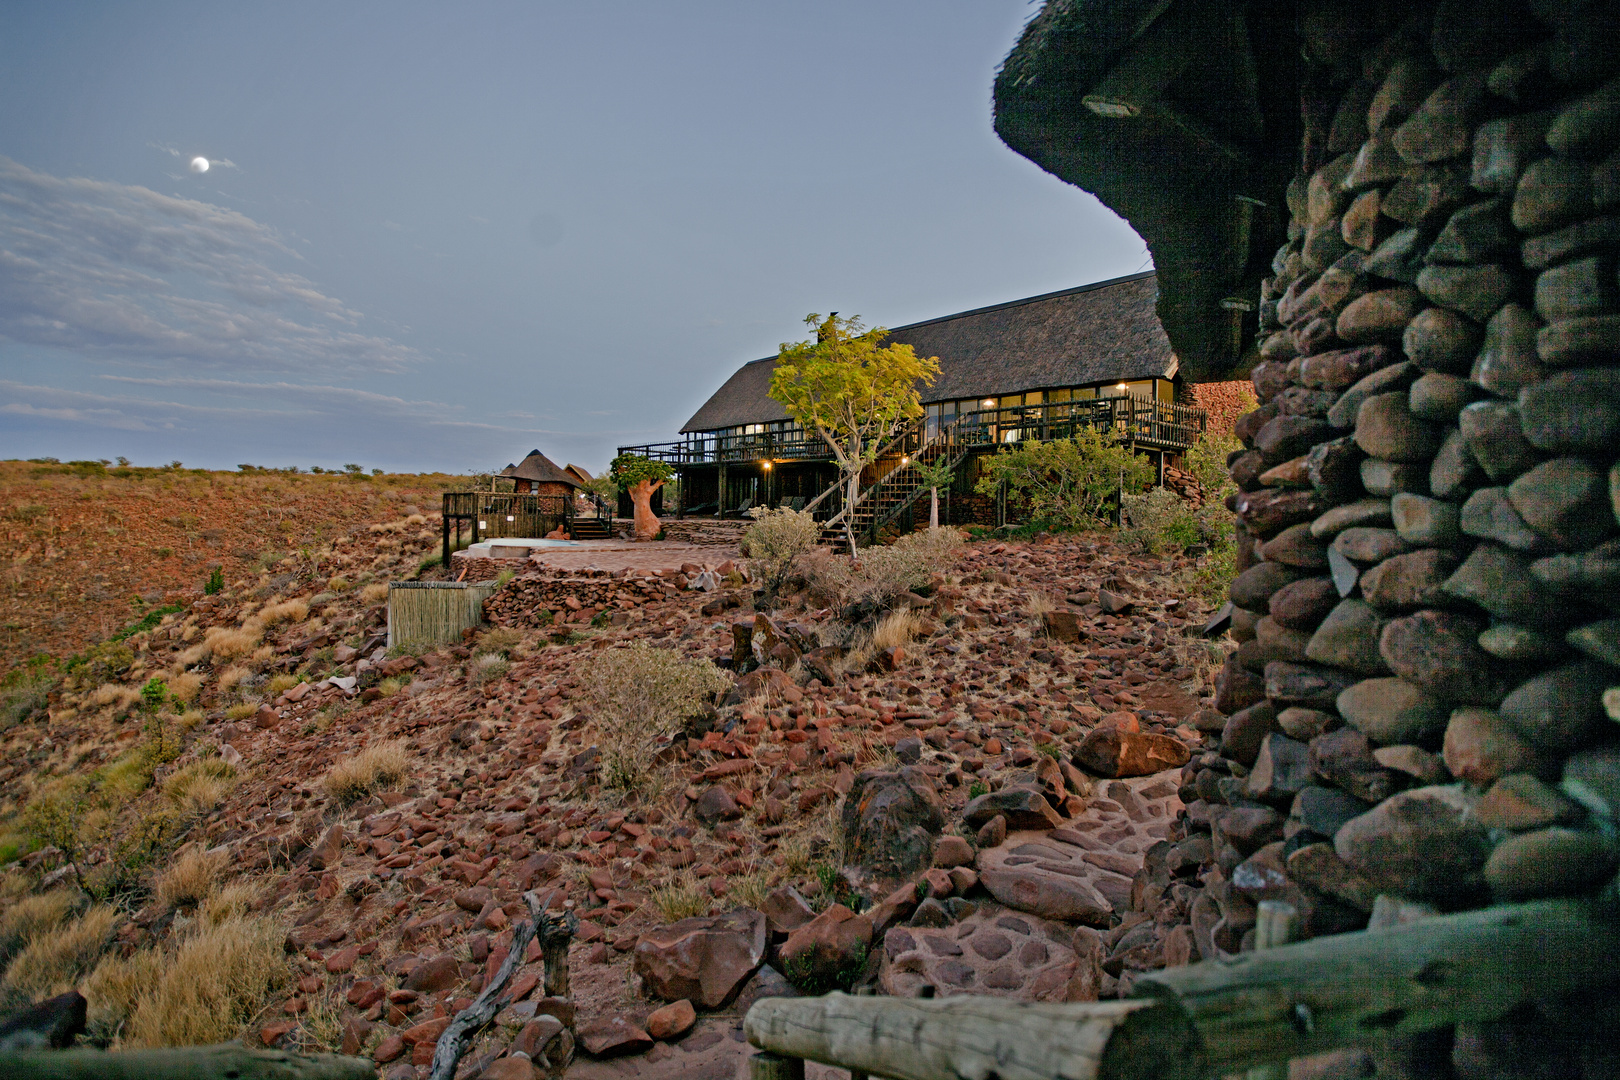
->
[190,156,210,174]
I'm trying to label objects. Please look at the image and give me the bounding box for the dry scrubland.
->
[0,463,1237,1077]
[0,460,465,677]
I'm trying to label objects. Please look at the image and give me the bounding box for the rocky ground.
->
[0,460,459,678]
[0,510,1232,1078]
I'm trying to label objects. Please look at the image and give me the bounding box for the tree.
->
[769,313,940,556]
[610,453,675,539]
[909,454,958,530]
[974,429,1155,532]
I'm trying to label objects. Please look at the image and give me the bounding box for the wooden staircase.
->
[814,415,985,548]
[569,516,613,540]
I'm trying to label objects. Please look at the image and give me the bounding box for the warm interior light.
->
[982,399,995,407]
[506,515,514,522]
[762,461,772,470]
[901,456,909,465]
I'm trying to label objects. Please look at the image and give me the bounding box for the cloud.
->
[0,157,419,373]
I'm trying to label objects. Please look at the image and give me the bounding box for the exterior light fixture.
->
[901,456,909,465]
[506,515,515,522]
[762,461,772,470]
[478,520,487,529]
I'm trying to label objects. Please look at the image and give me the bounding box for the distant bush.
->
[742,506,823,605]
[0,890,80,970]
[204,566,224,595]
[1,673,50,729]
[163,759,238,816]
[805,526,963,611]
[578,645,731,789]
[321,740,408,805]
[469,653,509,688]
[974,429,1154,531]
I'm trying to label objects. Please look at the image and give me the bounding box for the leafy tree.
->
[610,453,675,539]
[974,428,1154,532]
[769,313,940,555]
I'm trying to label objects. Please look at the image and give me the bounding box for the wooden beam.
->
[0,1045,375,1080]
[745,900,1620,1080]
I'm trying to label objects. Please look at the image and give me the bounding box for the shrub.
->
[122,915,291,1047]
[326,576,352,592]
[224,703,257,721]
[0,905,118,1010]
[577,645,731,789]
[742,506,822,604]
[1,674,52,729]
[806,527,963,610]
[974,429,1154,531]
[204,566,225,595]
[359,583,389,604]
[140,678,168,712]
[216,666,251,694]
[321,741,409,805]
[200,881,260,925]
[473,626,523,658]
[154,847,227,909]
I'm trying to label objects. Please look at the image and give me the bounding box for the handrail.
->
[743,897,1620,1080]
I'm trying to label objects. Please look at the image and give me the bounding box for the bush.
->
[359,582,389,604]
[163,759,238,815]
[83,947,165,1046]
[469,654,509,687]
[166,672,203,704]
[974,429,1154,531]
[742,506,822,604]
[204,566,225,595]
[1,674,50,729]
[321,741,408,805]
[805,526,963,611]
[577,644,731,789]
[473,626,523,658]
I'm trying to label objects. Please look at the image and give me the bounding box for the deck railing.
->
[439,492,611,567]
[618,393,1205,467]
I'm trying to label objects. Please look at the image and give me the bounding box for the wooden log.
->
[749,1051,806,1080]
[1135,898,1620,1073]
[539,904,578,999]
[743,992,1205,1080]
[428,891,544,1080]
[745,899,1620,1080]
[0,1044,374,1080]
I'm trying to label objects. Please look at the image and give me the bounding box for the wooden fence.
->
[743,898,1620,1080]
[387,580,499,649]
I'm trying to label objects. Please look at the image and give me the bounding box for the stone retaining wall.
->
[1184,4,1619,1071]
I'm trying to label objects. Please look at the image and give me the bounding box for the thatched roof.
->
[564,463,594,484]
[680,273,1177,433]
[992,0,1306,381]
[499,449,581,488]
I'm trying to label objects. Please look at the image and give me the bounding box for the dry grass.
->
[646,871,709,923]
[200,880,261,925]
[265,673,300,696]
[224,703,257,721]
[1024,591,1056,618]
[0,904,118,1009]
[870,610,921,653]
[166,672,203,704]
[83,947,165,1045]
[154,847,228,909]
[359,583,389,604]
[321,740,408,805]
[202,626,259,661]
[90,683,141,711]
[257,599,308,626]
[0,889,79,965]
[217,666,251,693]
[725,868,775,911]
[123,915,291,1047]
[326,576,352,592]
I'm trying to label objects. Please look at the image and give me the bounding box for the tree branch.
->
[427,891,544,1080]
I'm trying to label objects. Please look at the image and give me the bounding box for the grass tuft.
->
[321,740,408,805]
[0,904,118,1010]
[154,847,227,909]
[123,914,291,1047]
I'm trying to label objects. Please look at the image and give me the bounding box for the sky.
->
[0,1,1150,476]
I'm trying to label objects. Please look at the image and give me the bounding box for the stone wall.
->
[1186,4,1620,1072]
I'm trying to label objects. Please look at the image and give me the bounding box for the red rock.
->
[932,835,974,869]
[863,881,919,936]
[401,1015,451,1047]
[631,909,766,1008]
[403,953,461,993]
[921,868,954,899]
[1072,728,1190,778]
[347,980,384,1008]
[325,945,360,974]
[778,904,873,990]
[258,1019,298,1047]
[645,998,696,1040]
[477,1057,538,1080]
[760,886,816,937]
[372,1033,406,1063]
[578,1015,652,1057]
[340,1015,372,1056]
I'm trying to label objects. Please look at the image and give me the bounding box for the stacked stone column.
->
[1177,4,1620,1072]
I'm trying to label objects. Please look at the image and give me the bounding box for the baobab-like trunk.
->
[628,479,664,539]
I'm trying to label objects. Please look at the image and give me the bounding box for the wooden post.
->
[0,1045,375,1080]
[429,892,545,1080]
[540,906,578,999]
[1243,900,1297,1080]
[749,1051,805,1080]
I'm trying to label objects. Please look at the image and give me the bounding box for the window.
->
[1048,388,1071,403]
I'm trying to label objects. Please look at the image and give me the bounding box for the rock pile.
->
[1190,5,1620,1070]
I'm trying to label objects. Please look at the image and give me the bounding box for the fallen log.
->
[0,1044,374,1080]
[428,890,546,1080]
[744,898,1620,1080]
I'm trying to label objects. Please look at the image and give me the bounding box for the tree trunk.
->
[0,1045,375,1080]
[844,472,860,558]
[929,488,939,529]
[628,479,663,540]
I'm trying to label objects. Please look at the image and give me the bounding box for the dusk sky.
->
[0,1,1151,475]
